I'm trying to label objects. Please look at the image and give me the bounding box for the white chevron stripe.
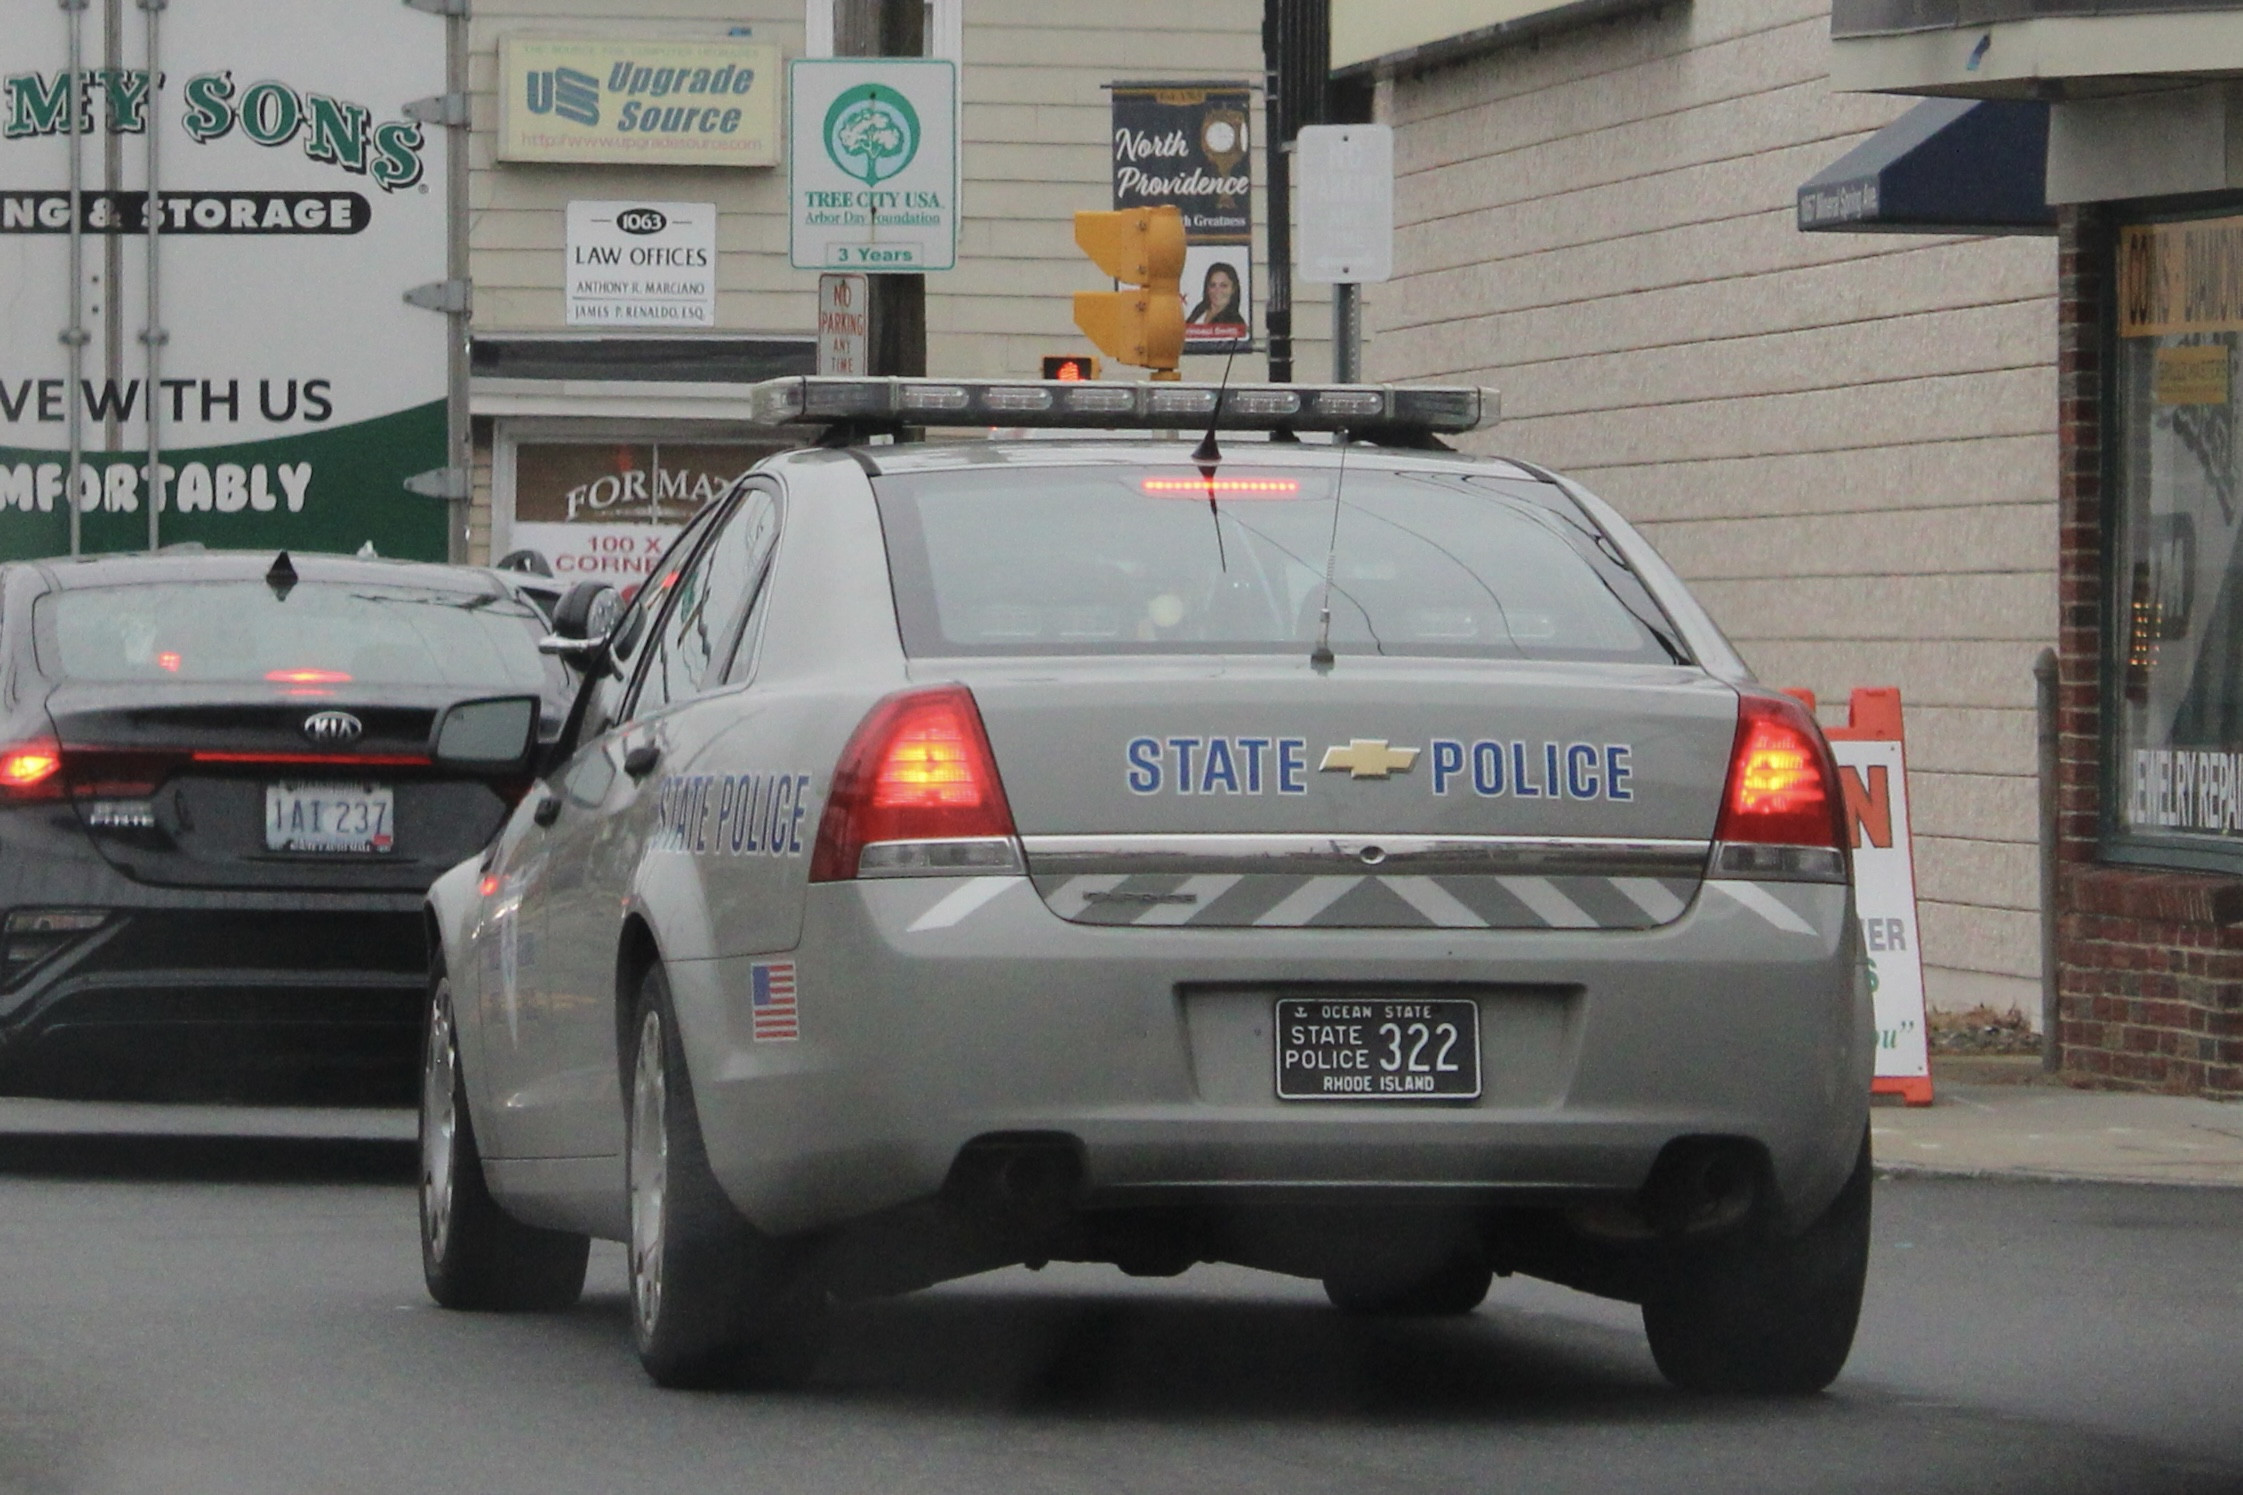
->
[1612,877,1687,925]
[1709,880,1817,937]
[1253,876,1362,927]
[906,876,1021,932]
[1496,876,1597,929]
[1382,876,1488,928]
[1137,874,1243,926]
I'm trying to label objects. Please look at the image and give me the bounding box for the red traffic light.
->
[1041,356,1101,382]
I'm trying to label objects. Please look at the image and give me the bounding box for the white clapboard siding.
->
[464,0,1292,378]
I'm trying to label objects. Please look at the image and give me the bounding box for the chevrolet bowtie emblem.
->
[1319,739,1421,779]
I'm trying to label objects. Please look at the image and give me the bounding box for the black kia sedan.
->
[0,550,571,1102]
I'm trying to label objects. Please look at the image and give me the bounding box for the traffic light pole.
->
[837,0,927,378]
[1262,0,1329,384]
[1265,136,1294,384]
[1333,282,1361,383]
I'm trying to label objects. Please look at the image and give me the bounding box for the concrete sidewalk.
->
[1874,1060,2243,1187]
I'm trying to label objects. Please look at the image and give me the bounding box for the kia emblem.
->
[302,710,363,746]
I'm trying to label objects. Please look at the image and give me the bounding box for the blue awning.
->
[1797,98,2055,235]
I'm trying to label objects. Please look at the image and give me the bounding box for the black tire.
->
[626,963,825,1389]
[1640,1131,1872,1395]
[1323,1254,1494,1317]
[419,967,590,1311]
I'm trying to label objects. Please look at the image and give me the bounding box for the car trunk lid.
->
[938,657,1738,930]
[44,683,525,892]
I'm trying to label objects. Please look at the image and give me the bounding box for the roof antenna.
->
[1310,428,1353,672]
[266,549,298,600]
[1194,346,1240,570]
[1190,345,1239,467]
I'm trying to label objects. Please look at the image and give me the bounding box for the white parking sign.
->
[788,59,957,272]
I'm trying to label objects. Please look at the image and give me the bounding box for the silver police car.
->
[418,377,1872,1395]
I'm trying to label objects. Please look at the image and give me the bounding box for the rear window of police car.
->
[873,464,1686,663]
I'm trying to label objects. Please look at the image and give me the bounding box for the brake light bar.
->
[1140,476,1303,497]
[747,376,1498,436]
[191,751,431,767]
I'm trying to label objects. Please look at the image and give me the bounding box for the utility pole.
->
[835,0,927,377]
[1261,0,1329,383]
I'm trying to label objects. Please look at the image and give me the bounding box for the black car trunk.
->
[45,683,524,892]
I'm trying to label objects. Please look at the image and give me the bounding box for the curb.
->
[1873,1160,2243,1189]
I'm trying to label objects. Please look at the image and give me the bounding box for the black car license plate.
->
[1275,998,1481,1101]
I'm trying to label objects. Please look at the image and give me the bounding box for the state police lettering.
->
[1127,736,1310,795]
[1126,735,1636,802]
[1426,739,1632,801]
[651,772,812,855]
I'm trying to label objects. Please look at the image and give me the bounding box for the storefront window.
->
[507,442,781,588]
[2110,212,2243,861]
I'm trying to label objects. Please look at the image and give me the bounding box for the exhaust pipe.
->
[1569,1138,1765,1242]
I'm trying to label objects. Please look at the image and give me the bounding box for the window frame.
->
[2097,199,2243,875]
[619,480,782,721]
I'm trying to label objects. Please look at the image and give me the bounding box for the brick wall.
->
[2052,204,2243,1100]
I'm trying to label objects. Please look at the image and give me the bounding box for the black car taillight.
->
[0,739,65,802]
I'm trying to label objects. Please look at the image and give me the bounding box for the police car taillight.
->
[808,685,1021,882]
[1712,693,1847,870]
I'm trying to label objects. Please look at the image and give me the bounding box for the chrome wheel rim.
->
[420,979,458,1261]
[628,1005,669,1340]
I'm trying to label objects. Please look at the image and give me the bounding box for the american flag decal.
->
[751,961,798,1043]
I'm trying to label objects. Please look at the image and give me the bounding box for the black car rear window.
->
[34,580,558,691]
[873,463,1687,663]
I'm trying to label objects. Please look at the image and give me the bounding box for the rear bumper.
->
[0,904,426,1101]
[668,873,1872,1239]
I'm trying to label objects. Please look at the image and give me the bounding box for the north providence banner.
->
[1110,83,1253,355]
[0,0,449,559]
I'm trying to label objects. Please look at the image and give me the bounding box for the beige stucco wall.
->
[1367,0,2059,1015]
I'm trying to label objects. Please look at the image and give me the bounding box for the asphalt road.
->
[1,1130,2240,1495]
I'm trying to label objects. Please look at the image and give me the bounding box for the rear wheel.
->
[627,963,824,1389]
[1323,1255,1494,1317]
[420,969,589,1311]
[1640,1131,1872,1395]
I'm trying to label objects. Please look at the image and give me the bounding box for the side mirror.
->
[433,695,541,770]
[539,581,622,663]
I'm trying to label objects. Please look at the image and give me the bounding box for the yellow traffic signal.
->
[1071,207,1186,377]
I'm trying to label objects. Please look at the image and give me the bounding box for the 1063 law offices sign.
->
[0,0,449,560]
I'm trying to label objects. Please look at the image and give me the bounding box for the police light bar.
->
[745,377,1499,435]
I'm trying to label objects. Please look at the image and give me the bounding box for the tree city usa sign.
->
[788,59,956,272]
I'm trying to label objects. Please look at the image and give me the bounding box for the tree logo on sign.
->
[822,83,920,186]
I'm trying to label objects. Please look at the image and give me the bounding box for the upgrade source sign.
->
[0,0,448,559]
